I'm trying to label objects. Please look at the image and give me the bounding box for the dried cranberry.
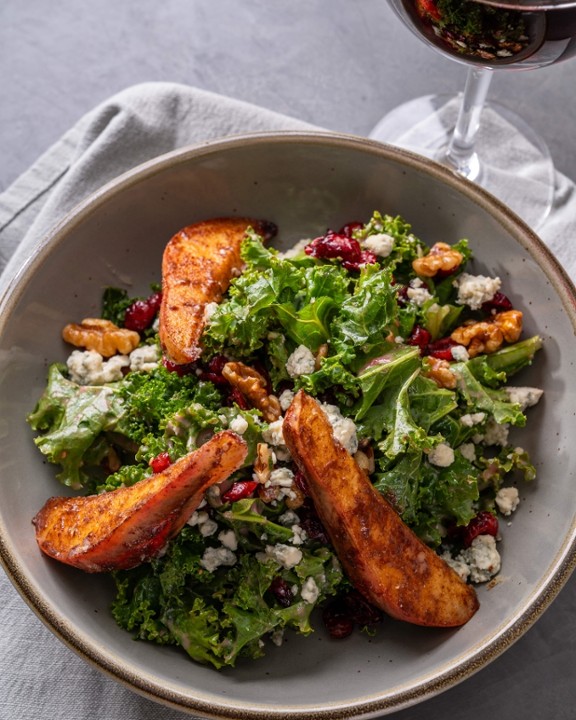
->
[416,0,441,21]
[198,354,230,386]
[342,590,383,627]
[293,469,309,496]
[299,503,328,543]
[407,325,432,354]
[482,291,513,316]
[396,285,409,305]
[149,451,172,473]
[269,577,294,608]
[428,336,459,360]
[338,221,364,238]
[228,386,251,410]
[258,220,279,243]
[304,231,377,272]
[162,357,195,376]
[322,600,354,639]
[124,291,162,332]
[462,511,499,547]
[221,480,259,503]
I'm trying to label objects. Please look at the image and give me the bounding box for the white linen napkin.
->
[1,81,575,720]
[371,95,576,253]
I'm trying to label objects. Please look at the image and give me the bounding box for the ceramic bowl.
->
[1,132,576,719]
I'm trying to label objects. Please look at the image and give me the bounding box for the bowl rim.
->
[2,130,576,720]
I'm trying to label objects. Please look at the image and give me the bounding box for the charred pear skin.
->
[282,390,479,627]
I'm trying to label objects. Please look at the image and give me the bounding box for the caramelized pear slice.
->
[283,391,479,627]
[33,430,247,572]
[159,217,272,364]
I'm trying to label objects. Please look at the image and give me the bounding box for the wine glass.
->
[370,0,576,228]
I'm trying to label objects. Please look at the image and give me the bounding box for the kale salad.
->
[28,211,543,668]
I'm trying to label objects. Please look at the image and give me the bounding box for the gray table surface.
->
[1,2,575,719]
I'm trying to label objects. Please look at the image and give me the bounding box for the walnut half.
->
[450,310,523,358]
[62,318,140,357]
[412,242,463,278]
[222,361,281,422]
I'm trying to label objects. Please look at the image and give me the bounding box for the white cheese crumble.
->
[199,518,219,537]
[278,510,300,527]
[505,386,544,411]
[362,232,395,258]
[229,415,249,435]
[454,273,501,310]
[406,285,433,306]
[67,349,129,385]
[129,343,160,372]
[460,412,486,427]
[218,529,238,551]
[270,629,285,647]
[460,442,476,462]
[450,344,469,362]
[286,344,316,377]
[267,467,295,488]
[278,388,295,411]
[290,524,308,546]
[320,402,358,455]
[495,486,520,516]
[262,418,285,446]
[260,543,303,569]
[261,418,291,461]
[428,442,455,467]
[300,577,320,604]
[187,509,218,536]
[200,546,237,573]
[203,301,219,323]
[481,419,510,446]
[458,534,501,583]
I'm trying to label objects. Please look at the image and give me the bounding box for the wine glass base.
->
[369,94,555,230]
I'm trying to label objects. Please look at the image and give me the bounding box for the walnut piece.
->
[493,310,523,343]
[412,242,464,278]
[62,318,140,357]
[424,357,457,389]
[354,447,375,476]
[285,483,306,510]
[253,442,273,485]
[450,309,522,359]
[315,343,329,371]
[450,321,503,358]
[222,361,281,422]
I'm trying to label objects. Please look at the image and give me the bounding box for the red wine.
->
[399,0,576,68]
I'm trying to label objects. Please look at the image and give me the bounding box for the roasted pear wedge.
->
[283,390,479,627]
[33,430,247,573]
[159,217,273,364]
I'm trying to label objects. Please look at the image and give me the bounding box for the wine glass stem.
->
[443,66,494,182]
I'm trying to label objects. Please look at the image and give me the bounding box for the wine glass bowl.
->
[371,0,576,228]
[399,0,547,67]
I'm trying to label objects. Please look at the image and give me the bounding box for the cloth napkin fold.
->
[0,81,316,280]
[1,81,575,720]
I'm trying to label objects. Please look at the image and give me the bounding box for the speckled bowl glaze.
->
[1,132,575,719]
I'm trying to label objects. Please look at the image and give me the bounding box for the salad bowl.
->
[1,131,576,719]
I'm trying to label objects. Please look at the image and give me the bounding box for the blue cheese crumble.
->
[428,442,455,467]
[286,344,316,377]
[454,273,501,310]
[67,349,129,385]
[362,232,395,258]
